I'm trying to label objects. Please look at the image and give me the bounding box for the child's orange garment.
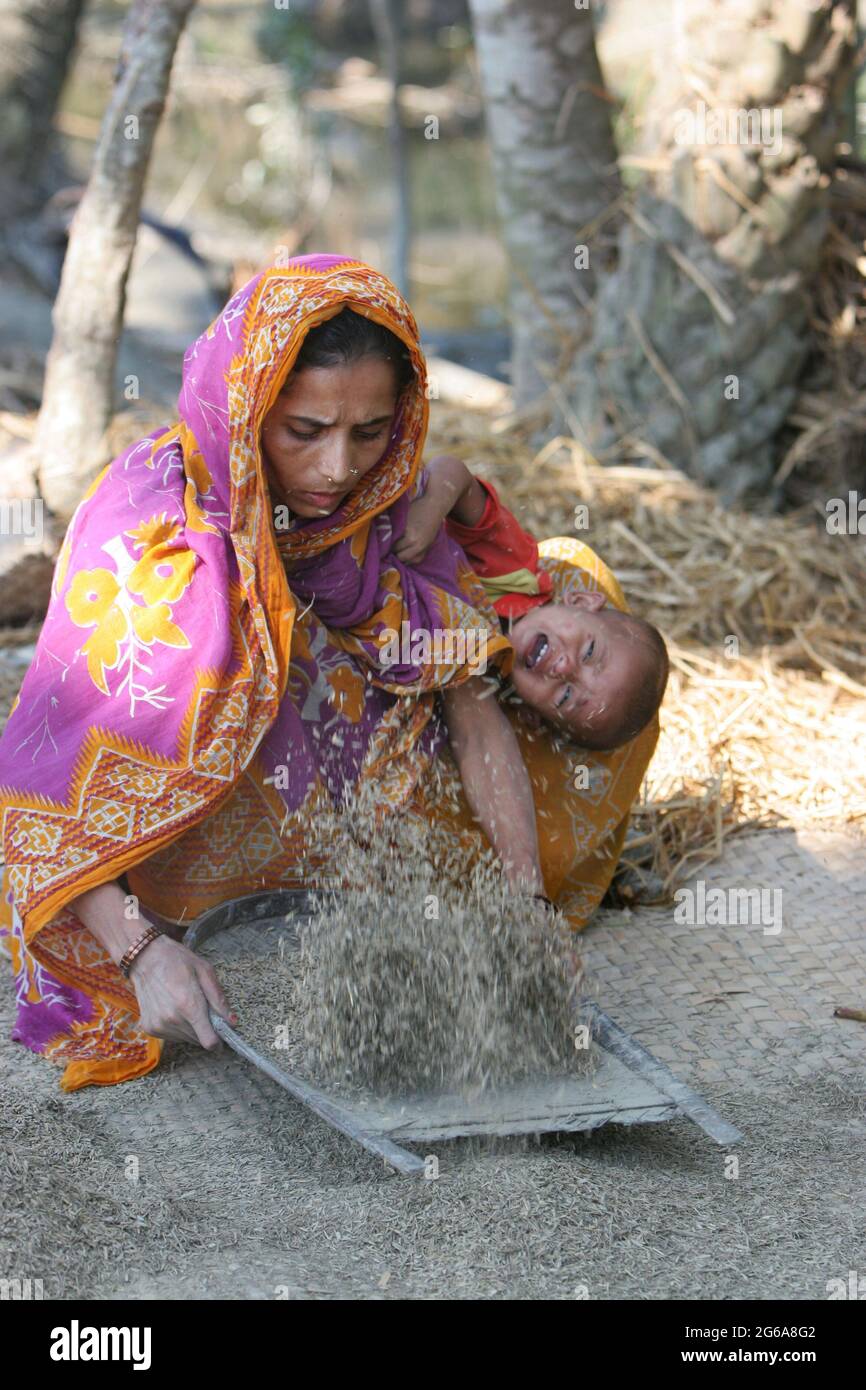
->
[444,478,554,620]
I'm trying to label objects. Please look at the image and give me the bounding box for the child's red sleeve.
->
[445,479,553,619]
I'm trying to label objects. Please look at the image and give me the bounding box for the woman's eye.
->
[288,427,320,441]
[583,640,595,662]
[356,427,385,441]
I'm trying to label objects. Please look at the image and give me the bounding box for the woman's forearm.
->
[68,880,149,966]
[442,676,544,894]
[69,879,234,1045]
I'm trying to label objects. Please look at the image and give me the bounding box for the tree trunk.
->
[467,0,621,409]
[35,0,196,522]
[370,0,410,297]
[571,0,857,501]
[0,0,85,219]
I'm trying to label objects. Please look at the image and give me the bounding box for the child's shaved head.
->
[507,590,669,750]
[574,609,668,749]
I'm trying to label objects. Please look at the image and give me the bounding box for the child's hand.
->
[394,454,482,564]
[394,493,447,565]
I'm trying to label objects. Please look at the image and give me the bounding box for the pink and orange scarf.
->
[0,255,509,1088]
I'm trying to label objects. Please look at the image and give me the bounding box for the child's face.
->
[508,590,649,745]
[260,358,398,519]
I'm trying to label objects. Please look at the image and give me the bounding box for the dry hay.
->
[212,790,592,1097]
[426,407,866,896]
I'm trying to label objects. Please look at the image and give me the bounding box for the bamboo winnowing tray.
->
[179,890,742,1177]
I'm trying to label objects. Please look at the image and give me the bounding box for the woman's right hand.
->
[129,934,236,1049]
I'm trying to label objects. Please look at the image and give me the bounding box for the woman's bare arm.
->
[70,880,149,964]
[442,675,544,895]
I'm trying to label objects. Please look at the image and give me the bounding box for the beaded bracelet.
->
[119,925,163,979]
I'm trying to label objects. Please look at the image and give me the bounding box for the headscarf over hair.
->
[0,256,508,1088]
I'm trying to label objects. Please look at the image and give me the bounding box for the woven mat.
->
[584,827,866,1095]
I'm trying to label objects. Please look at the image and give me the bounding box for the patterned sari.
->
[0,256,656,1092]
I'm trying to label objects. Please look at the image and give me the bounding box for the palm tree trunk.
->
[35,0,196,522]
[572,0,857,501]
[468,0,621,409]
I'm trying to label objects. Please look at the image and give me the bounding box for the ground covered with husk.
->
[2,996,862,1300]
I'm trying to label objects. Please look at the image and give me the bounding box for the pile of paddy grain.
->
[290,791,593,1096]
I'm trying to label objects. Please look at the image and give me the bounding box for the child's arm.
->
[394,454,487,564]
[441,674,544,896]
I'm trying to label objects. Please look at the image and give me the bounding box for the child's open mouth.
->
[525,633,550,671]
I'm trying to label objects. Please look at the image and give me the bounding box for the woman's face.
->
[260,356,401,519]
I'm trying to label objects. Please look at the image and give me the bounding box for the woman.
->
[0,255,655,1092]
